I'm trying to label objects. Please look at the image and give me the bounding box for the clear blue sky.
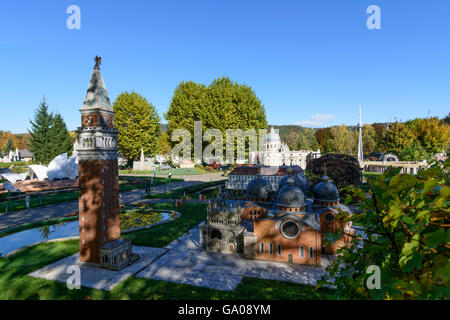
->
[0,0,449,133]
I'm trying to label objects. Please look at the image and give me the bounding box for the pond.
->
[0,211,172,256]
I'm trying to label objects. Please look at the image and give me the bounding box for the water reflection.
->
[0,211,173,256]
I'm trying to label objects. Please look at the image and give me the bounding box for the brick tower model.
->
[77,57,135,268]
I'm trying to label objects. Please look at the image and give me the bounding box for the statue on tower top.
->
[94,55,102,69]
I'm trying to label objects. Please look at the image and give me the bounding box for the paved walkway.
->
[136,225,328,291]
[29,224,329,292]
[0,179,209,231]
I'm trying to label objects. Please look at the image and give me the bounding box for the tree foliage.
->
[383,122,415,156]
[113,91,161,161]
[318,160,450,299]
[28,98,71,164]
[165,77,267,155]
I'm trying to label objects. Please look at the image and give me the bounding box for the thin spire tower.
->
[357,105,364,161]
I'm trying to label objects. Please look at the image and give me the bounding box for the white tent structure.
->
[28,153,78,181]
[0,172,28,184]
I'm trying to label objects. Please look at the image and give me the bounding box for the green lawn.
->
[0,202,334,300]
[144,180,225,200]
[119,167,208,176]
[0,177,174,214]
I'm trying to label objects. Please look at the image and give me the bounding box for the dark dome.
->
[313,176,339,202]
[275,177,305,208]
[246,175,271,200]
[279,174,308,192]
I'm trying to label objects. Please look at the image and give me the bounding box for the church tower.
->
[77,56,121,265]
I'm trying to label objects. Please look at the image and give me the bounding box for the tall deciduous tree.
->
[329,125,352,154]
[28,97,54,164]
[113,91,161,161]
[408,117,449,154]
[362,124,377,155]
[383,121,415,156]
[165,77,267,157]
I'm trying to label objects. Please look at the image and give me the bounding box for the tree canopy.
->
[113,91,161,161]
[165,77,267,157]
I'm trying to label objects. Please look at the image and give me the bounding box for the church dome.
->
[264,127,281,143]
[246,175,272,200]
[275,177,305,208]
[313,176,339,202]
[279,173,308,193]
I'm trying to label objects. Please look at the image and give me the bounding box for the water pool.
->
[0,211,172,256]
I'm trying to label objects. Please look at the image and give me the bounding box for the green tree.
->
[157,131,172,155]
[4,137,15,154]
[28,97,54,163]
[49,113,72,156]
[408,117,449,154]
[383,121,415,156]
[329,125,352,154]
[318,160,450,299]
[165,77,267,159]
[373,123,388,152]
[113,91,161,161]
[315,128,333,153]
[362,124,377,155]
[398,141,430,162]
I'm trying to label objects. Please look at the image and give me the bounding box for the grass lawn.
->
[0,177,175,214]
[0,202,334,299]
[119,167,208,176]
[144,180,225,200]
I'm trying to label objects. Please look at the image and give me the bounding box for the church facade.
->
[200,171,354,266]
[249,127,321,169]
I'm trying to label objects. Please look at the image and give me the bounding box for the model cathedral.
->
[77,57,138,270]
[200,170,355,266]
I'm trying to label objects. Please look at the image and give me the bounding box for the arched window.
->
[309,246,314,258]
[260,242,264,253]
[300,246,304,257]
[277,244,282,256]
[269,243,273,254]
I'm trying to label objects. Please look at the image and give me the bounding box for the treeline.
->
[0,132,30,157]
[277,116,449,161]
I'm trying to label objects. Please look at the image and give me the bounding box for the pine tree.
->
[4,137,15,154]
[49,113,72,156]
[28,97,54,164]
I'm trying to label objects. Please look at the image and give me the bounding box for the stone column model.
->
[77,56,121,265]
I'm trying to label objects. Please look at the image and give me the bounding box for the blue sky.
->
[0,0,449,133]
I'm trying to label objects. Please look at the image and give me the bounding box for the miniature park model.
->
[201,170,355,266]
[77,56,138,270]
[53,56,354,275]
